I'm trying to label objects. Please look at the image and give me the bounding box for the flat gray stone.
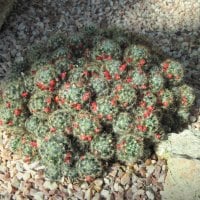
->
[161,158,200,200]
[155,129,200,159]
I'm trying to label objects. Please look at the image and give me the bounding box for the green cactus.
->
[48,109,73,134]
[73,111,102,142]
[51,47,72,62]
[92,39,122,61]
[91,96,119,122]
[161,59,184,86]
[90,134,115,160]
[28,91,57,119]
[62,164,79,181]
[157,89,174,109]
[39,135,72,165]
[128,68,148,90]
[57,82,91,111]
[76,153,103,181]
[112,81,137,109]
[113,112,134,134]
[123,44,152,70]
[116,134,144,165]
[34,64,60,91]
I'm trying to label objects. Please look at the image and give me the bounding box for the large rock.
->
[160,158,200,200]
[0,0,16,30]
[155,129,200,200]
[155,129,200,159]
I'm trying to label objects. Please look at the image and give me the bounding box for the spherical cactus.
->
[90,96,119,122]
[111,81,137,109]
[113,112,134,135]
[149,69,165,93]
[92,39,122,61]
[76,153,103,181]
[123,44,152,70]
[62,164,79,181]
[28,91,57,119]
[57,82,91,111]
[73,111,102,142]
[48,109,73,135]
[25,115,41,134]
[34,64,60,92]
[128,68,148,90]
[2,78,27,102]
[173,84,195,109]
[161,59,184,86]
[0,101,28,131]
[51,47,72,62]
[157,89,174,109]
[39,135,72,166]
[103,59,126,80]
[116,134,144,165]
[45,162,62,181]
[90,134,115,160]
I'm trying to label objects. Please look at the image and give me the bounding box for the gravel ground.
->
[0,0,199,199]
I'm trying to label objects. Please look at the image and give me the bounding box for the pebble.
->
[120,173,130,186]
[146,190,155,200]
[43,181,58,190]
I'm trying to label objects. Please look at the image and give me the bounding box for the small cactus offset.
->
[0,26,195,181]
[116,134,144,165]
[90,134,115,160]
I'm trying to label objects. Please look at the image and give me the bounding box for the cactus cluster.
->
[0,26,195,182]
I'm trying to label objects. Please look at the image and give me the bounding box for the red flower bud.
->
[50,127,56,132]
[72,103,82,110]
[54,96,60,103]
[119,63,127,72]
[6,102,11,108]
[162,62,169,71]
[167,74,173,79]
[30,141,38,148]
[82,92,91,101]
[44,107,51,113]
[103,70,112,80]
[91,102,97,112]
[14,109,22,116]
[7,121,13,126]
[60,72,67,79]
[21,92,29,98]
[114,73,120,80]
[49,80,56,87]
[138,59,146,66]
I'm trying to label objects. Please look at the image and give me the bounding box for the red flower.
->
[162,101,169,107]
[119,63,127,72]
[21,92,29,98]
[36,82,47,90]
[6,102,11,108]
[7,121,13,126]
[24,156,31,163]
[0,120,3,126]
[114,73,120,80]
[54,96,60,103]
[14,109,22,116]
[181,96,187,105]
[155,134,161,140]
[167,73,173,79]
[46,97,52,104]
[116,140,125,150]
[139,101,146,107]
[116,84,123,91]
[44,107,51,113]
[65,82,71,89]
[138,59,146,67]
[50,127,56,132]
[137,125,147,132]
[91,102,97,112]
[125,77,132,83]
[82,92,91,101]
[140,84,147,89]
[30,141,38,148]
[83,70,89,77]
[60,72,67,79]
[64,152,72,164]
[103,70,112,80]
[49,80,56,87]
[72,103,82,110]
[95,128,101,133]
[162,62,169,71]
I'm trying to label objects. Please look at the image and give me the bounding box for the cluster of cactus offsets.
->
[0,26,196,181]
